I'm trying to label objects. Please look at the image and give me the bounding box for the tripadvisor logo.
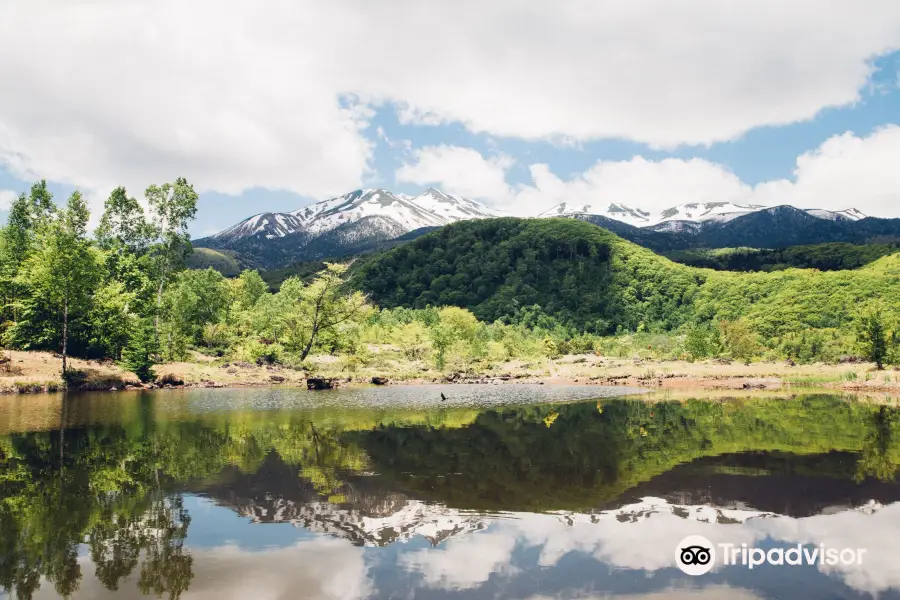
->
[676,535,716,575]
[675,535,867,575]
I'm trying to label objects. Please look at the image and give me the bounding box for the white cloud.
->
[755,501,900,596]
[399,531,517,590]
[2,0,900,206]
[509,158,752,216]
[424,126,900,218]
[0,189,18,211]
[0,1,375,204]
[34,538,373,600]
[393,498,900,597]
[396,145,513,199]
[753,125,900,216]
[523,587,766,600]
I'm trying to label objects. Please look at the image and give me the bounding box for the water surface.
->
[1,386,899,599]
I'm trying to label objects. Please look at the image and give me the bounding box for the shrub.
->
[718,319,760,362]
[201,322,230,350]
[232,339,283,365]
[684,324,718,361]
[392,322,432,361]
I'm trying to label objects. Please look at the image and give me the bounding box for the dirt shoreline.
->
[2,349,899,395]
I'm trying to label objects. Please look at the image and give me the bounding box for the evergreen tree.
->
[856,303,890,369]
[121,321,160,382]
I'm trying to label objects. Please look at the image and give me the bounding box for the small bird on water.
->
[441,392,447,402]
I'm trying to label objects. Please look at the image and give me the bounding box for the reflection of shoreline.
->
[0,384,636,435]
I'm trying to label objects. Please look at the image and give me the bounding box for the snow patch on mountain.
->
[539,201,867,229]
[411,188,507,223]
[805,208,867,221]
[537,202,652,226]
[657,202,766,224]
[205,188,502,246]
[211,212,308,240]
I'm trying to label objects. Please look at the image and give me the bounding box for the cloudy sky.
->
[1,0,899,237]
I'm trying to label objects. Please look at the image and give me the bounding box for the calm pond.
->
[2,385,900,600]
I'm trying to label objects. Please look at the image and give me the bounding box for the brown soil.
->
[1,349,897,395]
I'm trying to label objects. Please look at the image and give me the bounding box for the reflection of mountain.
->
[194,453,488,547]
[190,444,900,553]
[602,451,900,518]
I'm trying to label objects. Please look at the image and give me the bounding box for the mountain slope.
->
[185,247,243,276]
[695,206,900,248]
[570,206,900,251]
[352,217,900,336]
[657,201,765,223]
[353,218,703,332]
[195,188,501,268]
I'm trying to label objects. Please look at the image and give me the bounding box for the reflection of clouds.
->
[519,499,762,571]
[33,537,372,600]
[398,497,900,596]
[524,585,766,600]
[398,498,766,590]
[398,532,517,590]
[752,500,900,595]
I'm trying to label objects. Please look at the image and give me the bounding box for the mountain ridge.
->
[541,200,867,227]
[195,188,503,269]
[192,187,892,270]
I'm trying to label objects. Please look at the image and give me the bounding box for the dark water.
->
[2,386,900,600]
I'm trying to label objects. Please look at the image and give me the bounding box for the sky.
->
[0,1,899,238]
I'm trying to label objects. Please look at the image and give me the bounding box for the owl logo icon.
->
[676,536,716,575]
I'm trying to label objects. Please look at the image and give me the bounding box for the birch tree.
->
[145,178,198,335]
[279,263,370,360]
[18,191,99,376]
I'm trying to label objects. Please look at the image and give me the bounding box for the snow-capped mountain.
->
[208,212,309,240]
[657,201,766,224]
[537,202,652,226]
[196,188,504,268]
[539,200,866,229]
[411,188,506,222]
[194,184,879,270]
[204,188,502,245]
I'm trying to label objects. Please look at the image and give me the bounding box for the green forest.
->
[664,242,900,272]
[1,182,900,384]
[354,218,900,365]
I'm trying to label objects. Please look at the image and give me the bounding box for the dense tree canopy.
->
[354,218,703,333]
[665,242,900,272]
[354,218,900,345]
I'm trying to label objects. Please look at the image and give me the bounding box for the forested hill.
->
[352,217,900,336]
[352,218,704,333]
[664,242,900,272]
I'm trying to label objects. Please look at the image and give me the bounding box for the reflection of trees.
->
[0,410,387,599]
[358,396,900,511]
[855,406,900,482]
[0,427,195,600]
[137,495,193,600]
[87,495,193,599]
